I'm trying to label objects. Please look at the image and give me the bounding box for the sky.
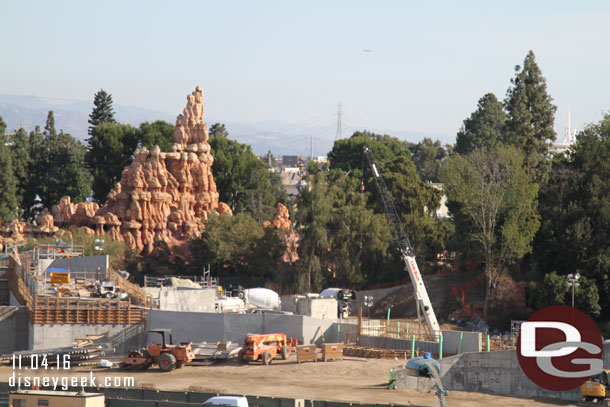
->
[2,1,610,145]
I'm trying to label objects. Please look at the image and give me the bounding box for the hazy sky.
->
[2,1,609,144]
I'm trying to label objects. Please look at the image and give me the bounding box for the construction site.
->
[1,86,608,407]
[1,231,609,407]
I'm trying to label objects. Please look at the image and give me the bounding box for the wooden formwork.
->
[29,297,147,324]
[7,253,150,325]
[109,269,156,309]
[7,254,33,307]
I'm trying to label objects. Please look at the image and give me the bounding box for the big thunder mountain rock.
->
[91,85,221,254]
[0,86,300,263]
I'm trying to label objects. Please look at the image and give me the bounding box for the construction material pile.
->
[0,335,112,367]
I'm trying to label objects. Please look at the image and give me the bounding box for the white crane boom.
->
[363,146,441,340]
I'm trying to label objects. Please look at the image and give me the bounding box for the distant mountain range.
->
[0,94,175,143]
[0,94,451,156]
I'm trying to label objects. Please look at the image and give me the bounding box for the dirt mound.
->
[369,270,487,322]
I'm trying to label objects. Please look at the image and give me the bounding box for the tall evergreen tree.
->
[8,128,31,209]
[23,126,46,220]
[86,122,138,202]
[44,110,57,138]
[88,89,116,136]
[503,51,557,180]
[455,93,506,155]
[42,131,91,206]
[0,116,19,222]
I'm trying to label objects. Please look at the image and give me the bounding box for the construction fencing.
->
[336,317,482,357]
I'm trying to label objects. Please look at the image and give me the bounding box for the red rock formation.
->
[0,85,227,255]
[266,203,299,263]
[90,85,221,253]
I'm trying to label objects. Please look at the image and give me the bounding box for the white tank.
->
[216,297,246,313]
[320,288,356,300]
[244,288,281,310]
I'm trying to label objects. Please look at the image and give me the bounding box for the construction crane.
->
[362,146,441,340]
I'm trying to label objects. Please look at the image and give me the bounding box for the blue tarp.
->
[46,268,69,273]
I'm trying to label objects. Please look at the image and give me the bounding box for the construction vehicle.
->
[120,329,195,372]
[319,288,357,318]
[363,146,441,340]
[240,333,297,365]
[581,370,610,406]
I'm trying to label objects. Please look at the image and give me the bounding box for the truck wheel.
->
[158,353,177,372]
[263,350,273,365]
[337,290,344,300]
[281,345,290,360]
[238,350,247,364]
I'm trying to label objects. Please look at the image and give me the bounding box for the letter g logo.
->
[517,306,603,391]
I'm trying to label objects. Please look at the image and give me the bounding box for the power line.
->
[335,102,343,140]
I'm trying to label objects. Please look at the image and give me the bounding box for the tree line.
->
[1,51,609,329]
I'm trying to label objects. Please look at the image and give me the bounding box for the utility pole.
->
[310,136,314,161]
[567,273,580,308]
[335,102,342,140]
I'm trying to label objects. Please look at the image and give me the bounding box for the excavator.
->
[581,370,610,406]
[363,146,441,340]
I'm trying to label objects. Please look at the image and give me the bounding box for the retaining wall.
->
[148,310,339,345]
[0,306,28,354]
[29,323,146,353]
[145,287,216,312]
[439,350,581,401]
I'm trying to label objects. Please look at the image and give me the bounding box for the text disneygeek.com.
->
[9,371,135,391]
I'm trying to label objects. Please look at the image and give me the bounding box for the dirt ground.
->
[0,357,573,407]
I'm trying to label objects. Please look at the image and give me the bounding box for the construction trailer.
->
[9,390,105,407]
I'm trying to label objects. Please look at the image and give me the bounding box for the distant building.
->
[280,166,307,200]
[282,155,307,167]
[10,390,105,407]
[429,183,449,219]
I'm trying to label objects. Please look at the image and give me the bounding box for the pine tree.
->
[504,50,557,181]
[8,128,31,209]
[0,116,19,222]
[86,122,138,202]
[455,93,506,155]
[44,110,57,138]
[88,89,116,136]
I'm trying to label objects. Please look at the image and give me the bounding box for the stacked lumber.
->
[343,345,410,359]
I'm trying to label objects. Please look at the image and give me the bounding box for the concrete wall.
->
[148,310,338,346]
[0,278,8,306]
[49,255,109,280]
[441,330,481,354]
[439,350,581,401]
[145,287,216,312]
[0,306,29,354]
[281,296,338,320]
[296,298,337,320]
[29,323,146,353]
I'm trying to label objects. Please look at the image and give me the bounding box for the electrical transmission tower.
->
[335,102,342,140]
